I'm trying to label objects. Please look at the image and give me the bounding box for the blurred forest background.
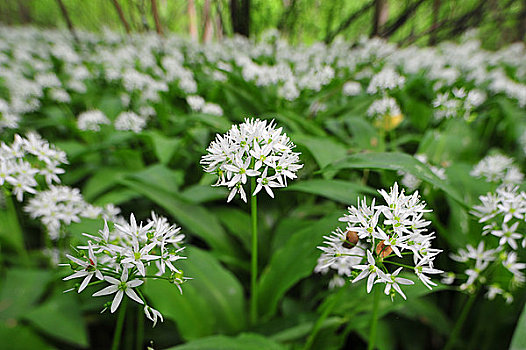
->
[1,0,525,48]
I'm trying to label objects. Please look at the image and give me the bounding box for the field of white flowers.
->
[1,26,526,350]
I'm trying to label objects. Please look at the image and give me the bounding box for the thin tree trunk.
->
[324,1,375,43]
[371,0,389,37]
[215,1,225,39]
[429,0,441,45]
[188,0,198,40]
[151,0,163,36]
[230,0,250,37]
[518,0,526,41]
[111,0,131,34]
[18,0,32,24]
[202,0,213,43]
[56,0,79,42]
[380,0,425,38]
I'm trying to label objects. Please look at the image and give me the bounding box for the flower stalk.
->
[250,177,258,324]
[111,297,128,350]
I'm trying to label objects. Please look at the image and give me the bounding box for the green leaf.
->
[82,167,128,202]
[120,178,240,260]
[165,333,286,350]
[258,212,341,320]
[214,207,251,251]
[145,247,246,340]
[23,289,89,348]
[180,184,229,204]
[285,179,376,205]
[0,324,52,350]
[128,164,184,194]
[146,131,181,164]
[0,268,52,322]
[294,135,348,179]
[510,303,526,350]
[322,152,467,207]
[0,193,25,254]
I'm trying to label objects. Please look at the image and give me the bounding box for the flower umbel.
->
[201,118,303,202]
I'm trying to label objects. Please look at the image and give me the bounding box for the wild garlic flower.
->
[201,118,303,202]
[77,110,111,131]
[471,154,524,184]
[366,66,405,94]
[62,212,188,325]
[432,88,486,121]
[447,185,526,303]
[0,133,67,201]
[316,183,442,300]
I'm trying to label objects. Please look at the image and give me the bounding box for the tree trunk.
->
[56,0,79,42]
[18,0,32,24]
[230,0,250,37]
[111,0,131,34]
[429,0,441,45]
[188,0,198,40]
[202,0,213,43]
[371,0,389,37]
[151,0,163,36]
[518,0,526,41]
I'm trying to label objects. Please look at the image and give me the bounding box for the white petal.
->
[93,285,118,297]
[78,273,94,293]
[111,291,124,313]
[125,288,144,305]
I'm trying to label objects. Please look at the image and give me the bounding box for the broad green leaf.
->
[165,333,286,350]
[128,164,184,194]
[145,247,246,340]
[0,193,25,254]
[510,303,526,350]
[24,289,89,348]
[285,179,376,205]
[0,268,52,322]
[322,152,467,207]
[120,178,240,260]
[94,188,141,205]
[294,135,348,171]
[214,207,252,251]
[146,130,181,164]
[0,324,52,350]
[180,184,229,204]
[258,212,341,319]
[82,167,128,201]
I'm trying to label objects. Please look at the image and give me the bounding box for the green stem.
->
[443,292,477,350]
[368,285,381,350]
[382,260,415,270]
[111,297,128,350]
[136,303,144,350]
[250,177,258,325]
[303,287,345,350]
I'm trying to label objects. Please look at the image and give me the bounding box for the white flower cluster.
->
[447,185,526,303]
[77,110,111,131]
[186,95,224,116]
[432,88,486,121]
[0,133,67,201]
[470,154,524,184]
[366,66,406,94]
[316,183,442,300]
[367,96,401,118]
[201,118,303,202]
[342,81,362,96]
[63,212,188,326]
[25,185,119,240]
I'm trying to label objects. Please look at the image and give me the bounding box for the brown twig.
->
[56,0,79,43]
[111,0,131,34]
